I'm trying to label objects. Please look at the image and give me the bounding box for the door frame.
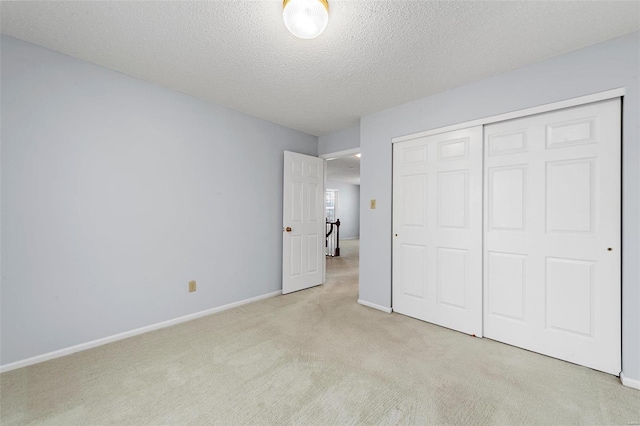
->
[320,147,362,286]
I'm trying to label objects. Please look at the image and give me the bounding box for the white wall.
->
[0,36,318,366]
[326,180,359,240]
[359,32,640,381]
[318,125,360,156]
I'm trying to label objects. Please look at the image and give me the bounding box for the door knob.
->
[286,227,292,232]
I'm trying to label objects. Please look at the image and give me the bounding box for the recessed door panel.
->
[307,163,320,178]
[292,160,303,176]
[438,138,469,160]
[546,118,596,149]
[437,248,468,309]
[308,182,320,222]
[438,171,468,229]
[404,146,427,165]
[292,182,303,223]
[290,236,302,277]
[546,257,594,337]
[307,235,319,274]
[546,159,595,233]
[489,166,527,231]
[488,252,526,321]
[488,131,528,156]
[403,175,427,228]
[402,244,427,299]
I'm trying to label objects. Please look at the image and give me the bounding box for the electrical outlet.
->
[189,280,196,292]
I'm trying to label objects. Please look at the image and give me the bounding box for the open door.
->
[282,151,325,294]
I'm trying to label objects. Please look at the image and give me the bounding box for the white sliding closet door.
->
[393,127,483,336]
[483,99,621,374]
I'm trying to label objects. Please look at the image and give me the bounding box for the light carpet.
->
[1,240,638,425]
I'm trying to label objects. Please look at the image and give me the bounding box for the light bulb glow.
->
[283,0,329,39]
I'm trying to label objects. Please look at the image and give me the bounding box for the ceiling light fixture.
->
[283,0,329,40]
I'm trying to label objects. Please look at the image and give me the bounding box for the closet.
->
[392,98,621,375]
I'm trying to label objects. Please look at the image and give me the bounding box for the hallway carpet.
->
[1,240,638,425]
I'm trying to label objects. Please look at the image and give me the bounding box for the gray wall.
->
[0,36,318,366]
[326,180,360,240]
[359,32,640,381]
[318,125,360,156]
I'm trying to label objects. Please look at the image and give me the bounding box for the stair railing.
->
[326,219,341,257]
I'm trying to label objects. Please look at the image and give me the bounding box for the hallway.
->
[325,238,359,287]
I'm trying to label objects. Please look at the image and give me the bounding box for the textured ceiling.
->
[327,154,360,185]
[1,1,639,136]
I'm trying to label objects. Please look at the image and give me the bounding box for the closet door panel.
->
[393,127,483,336]
[483,99,621,375]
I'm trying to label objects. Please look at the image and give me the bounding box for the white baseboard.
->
[0,290,281,374]
[358,299,392,313]
[620,371,640,390]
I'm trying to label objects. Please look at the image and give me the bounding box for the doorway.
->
[323,150,361,288]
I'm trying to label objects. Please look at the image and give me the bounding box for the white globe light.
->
[283,0,329,40]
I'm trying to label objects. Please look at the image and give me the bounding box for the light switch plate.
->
[370,199,376,209]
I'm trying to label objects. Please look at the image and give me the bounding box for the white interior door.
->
[483,98,621,374]
[393,127,483,336]
[282,151,325,294]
